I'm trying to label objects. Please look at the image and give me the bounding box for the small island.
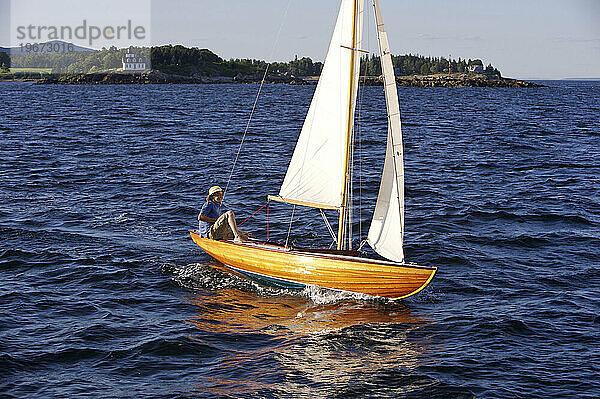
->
[1,44,543,87]
[34,70,541,88]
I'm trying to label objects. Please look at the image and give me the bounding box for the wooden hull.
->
[190,231,436,299]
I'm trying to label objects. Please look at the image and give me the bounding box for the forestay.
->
[278,0,364,210]
[367,0,405,263]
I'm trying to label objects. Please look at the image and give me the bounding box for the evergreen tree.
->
[0,51,11,70]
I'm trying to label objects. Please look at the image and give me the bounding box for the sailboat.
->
[190,0,437,299]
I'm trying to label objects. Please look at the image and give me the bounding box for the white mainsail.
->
[278,0,363,210]
[367,0,405,262]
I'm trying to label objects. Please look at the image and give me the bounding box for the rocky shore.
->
[374,73,543,88]
[35,70,543,87]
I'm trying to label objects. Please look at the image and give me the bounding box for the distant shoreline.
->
[0,45,547,87]
[17,70,543,87]
[0,70,545,87]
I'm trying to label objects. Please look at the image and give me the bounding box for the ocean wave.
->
[0,247,73,268]
[464,209,594,226]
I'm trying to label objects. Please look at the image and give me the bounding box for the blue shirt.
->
[198,201,226,237]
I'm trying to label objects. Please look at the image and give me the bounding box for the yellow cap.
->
[208,186,223,196]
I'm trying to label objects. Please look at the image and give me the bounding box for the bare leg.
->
[226,211,249,243]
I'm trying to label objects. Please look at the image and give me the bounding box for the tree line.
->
[151,46,325,77]
[1,44,500,77]
[0,50,9,71]
[363,54,501,77]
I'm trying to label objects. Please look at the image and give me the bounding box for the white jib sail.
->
[279,0,364,209]
[367,0,405,263]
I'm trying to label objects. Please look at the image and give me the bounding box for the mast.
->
[337,0,359,250]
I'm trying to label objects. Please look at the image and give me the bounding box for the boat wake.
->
[166,262,258,292]
[166,262,395,304]
[298,285,385,305]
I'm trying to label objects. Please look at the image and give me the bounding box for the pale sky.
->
[2,0,599,79]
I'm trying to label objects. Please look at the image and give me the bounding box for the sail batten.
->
[367,0,405,263]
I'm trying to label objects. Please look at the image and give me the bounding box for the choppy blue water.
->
[1,81,599,398]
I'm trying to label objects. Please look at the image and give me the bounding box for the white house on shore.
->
[122,50,148,71]
[468,64,484,73]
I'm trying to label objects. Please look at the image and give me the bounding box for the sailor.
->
[198,186,248,243]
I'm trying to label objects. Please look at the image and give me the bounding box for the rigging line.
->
[222,0,293,203]
[340,45,370,53]
[338,0,360,251]
[358,74,364,241]
[285,204,296,249]
[238,201,270,227]
[353,1,368,245]
[357,24,369,243]
[348,0,365,249]
[360,0,375,242]
[358,239,368,251]
[346,89,353,247]
[319,209,337,243]
[351,0,366,248]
